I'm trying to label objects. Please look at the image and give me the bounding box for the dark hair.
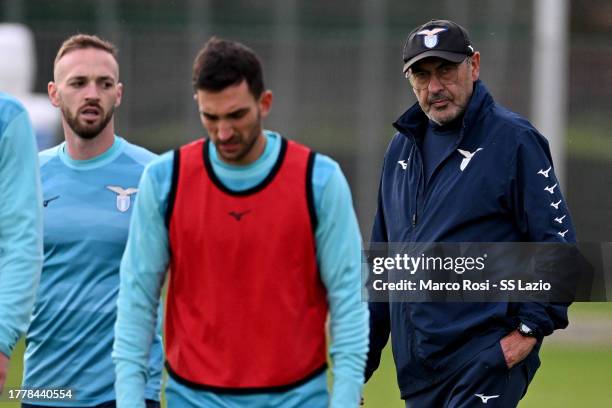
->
[192,37,264,98]
[54,34,118,67]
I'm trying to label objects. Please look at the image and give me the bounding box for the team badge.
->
[106,185,139,212]
[417,28,447,48]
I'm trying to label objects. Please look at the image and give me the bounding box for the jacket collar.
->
[393,79,494,140]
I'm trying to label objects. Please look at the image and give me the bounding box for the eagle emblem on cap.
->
[417,27,447,48]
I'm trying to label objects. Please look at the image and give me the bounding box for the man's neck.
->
[243,132,267,165]
[63,124,116,161]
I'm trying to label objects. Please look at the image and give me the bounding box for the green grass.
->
[522,344,612,407]
[567,124,612,161]
[569,302,612,318]
[2,339,24,407]
[362,343,404,407]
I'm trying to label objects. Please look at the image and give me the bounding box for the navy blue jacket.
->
[366,80,576,397]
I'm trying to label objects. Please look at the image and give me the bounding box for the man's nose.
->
[217,121,233,141]
[83,82,101,100]
[427,73,444,94]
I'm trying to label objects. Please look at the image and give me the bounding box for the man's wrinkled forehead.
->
[53,47,119,82]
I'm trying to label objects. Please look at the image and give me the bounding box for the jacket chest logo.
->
[106,185,138,212]
[457,148,483,171]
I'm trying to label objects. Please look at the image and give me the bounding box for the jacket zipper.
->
[413,144,424,229]
[416,123,468,226]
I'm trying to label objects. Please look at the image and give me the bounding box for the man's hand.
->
[499,330,537,369]
[0,352,9,394]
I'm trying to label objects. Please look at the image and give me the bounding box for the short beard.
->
[62,105,115,140]
[217,111,262,163]
[425,94,467,126]
[238,113,263,161]
[425,107,466,126]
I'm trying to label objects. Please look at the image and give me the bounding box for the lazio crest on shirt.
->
[106,185,139,212]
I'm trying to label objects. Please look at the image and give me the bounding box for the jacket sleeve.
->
[113,156,171,408]
[364,162,391,382]
[508,129,576,337]
[313,156,369,408]
[0,107,43,358]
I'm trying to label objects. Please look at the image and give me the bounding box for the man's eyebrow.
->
[66,75,116,82]
[201,111,217,118]
[227,107,249,116]
[410,65,427,73]
[201,107,250,119]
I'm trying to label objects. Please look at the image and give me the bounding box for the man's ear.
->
[470,51,481,82]
[115,82,123,107]
[258,90,273,118]
[48,81,60,108]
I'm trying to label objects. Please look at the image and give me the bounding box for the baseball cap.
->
[402,19,474,73]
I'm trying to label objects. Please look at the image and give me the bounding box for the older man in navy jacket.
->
[366,20,576,407]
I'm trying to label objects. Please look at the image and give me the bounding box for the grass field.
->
[3,304,611,407]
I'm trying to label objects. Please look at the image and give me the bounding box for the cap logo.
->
[417,27,447,48]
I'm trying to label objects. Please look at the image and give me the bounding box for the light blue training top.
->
[113,131,369,408]
[0,92,43,359]
[22,136,163,406]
